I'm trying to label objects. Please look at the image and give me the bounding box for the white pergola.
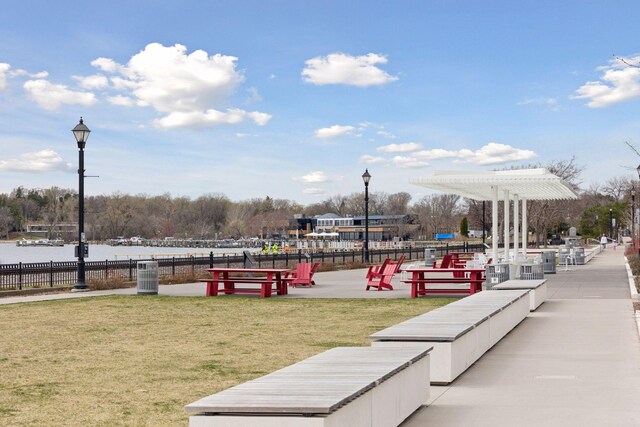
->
[411,168,578,265]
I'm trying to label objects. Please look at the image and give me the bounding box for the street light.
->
[632,188,635,253]
[72,117,90,291]
[637,164,640,255]
[609,208,613,241]
[362,169,371,263]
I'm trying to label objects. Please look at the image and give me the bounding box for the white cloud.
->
[236,132,257,139]
[23,79,97,111]
[392,156,429,169]
[360,154,388,165]
[0,63,9,90]
[245,87,262,103]
[376,130,396,139]
[91,57,122,73]
[315,125,354,139]
[454,143,537,165]
[303,188,326,195]
[0,149,73,173]
[91,43,271,129]
[413,148,459,159]
[107,95,135,106]
[7,68,49,79]
[517,97,559,111]
[302,52,398,87]
[573,55,640,108]
[377,142,421,153]
[294,171,330,183]
[153,108,271,129]
[75,74,109,90]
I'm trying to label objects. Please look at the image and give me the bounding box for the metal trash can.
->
[574,247,585,265]
[424,248,437,267]
[541,250,556,274]
[519,263,544,280]
[558,247,570,265]
[486,263,509,289]
[137,261,158,295]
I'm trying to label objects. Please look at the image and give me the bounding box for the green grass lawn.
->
[0,296,453,426]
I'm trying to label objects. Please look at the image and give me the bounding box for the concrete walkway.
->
[403,248,640,426]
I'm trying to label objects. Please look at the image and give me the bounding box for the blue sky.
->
[1,0,639,204]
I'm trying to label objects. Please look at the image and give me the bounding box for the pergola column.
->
[492,186,499,263]
[503,189,510,262]
[522,198,528,257]
[513,194,520,277]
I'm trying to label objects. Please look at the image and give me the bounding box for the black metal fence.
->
[0,242,485,291]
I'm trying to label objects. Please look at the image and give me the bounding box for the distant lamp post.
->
[609,208,613,241]
[72,117,90,291]
[637,163,640,255]
[632,188,636,252]
[362,169,371,263]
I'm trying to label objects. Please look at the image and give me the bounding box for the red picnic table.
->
[202,268,289,298]
[403,267,486,298]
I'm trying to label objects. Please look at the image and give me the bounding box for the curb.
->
[624,257,640,338]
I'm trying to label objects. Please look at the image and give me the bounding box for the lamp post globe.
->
[72,117,90,291]
[362,169,371,263]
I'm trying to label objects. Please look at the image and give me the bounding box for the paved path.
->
[403,249,640,427]
[0,265,417,304]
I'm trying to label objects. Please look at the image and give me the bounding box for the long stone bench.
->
[369,290,530,384]
[492,279,547,311]
[185,345,432,427]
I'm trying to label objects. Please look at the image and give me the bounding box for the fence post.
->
[105,260,109,280]
[210,251,214,268]
[49,261,54,287]
[172,257,176,276]
[129,259,133,282]
[19,262,22,290]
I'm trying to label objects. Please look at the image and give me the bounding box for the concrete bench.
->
[369,290,530,384]
[492,279,547,311]
[185,345,433,427]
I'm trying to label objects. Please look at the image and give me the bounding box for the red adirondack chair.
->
[392,255,406,274]
[284,262,320,287]
[366,261,398,291]
[366,258,392,279]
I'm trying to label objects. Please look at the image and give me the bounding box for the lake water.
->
[0,243,251,264]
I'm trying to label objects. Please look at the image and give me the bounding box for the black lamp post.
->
[362,169,371,263]
[637,164,640,255]
[72,117,90,290]
[632,188,635,252]
[609,208,613,241]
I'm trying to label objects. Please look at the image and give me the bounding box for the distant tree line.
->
[0,158,635,244]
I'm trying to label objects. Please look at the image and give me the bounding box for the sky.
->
[1,0,640,205]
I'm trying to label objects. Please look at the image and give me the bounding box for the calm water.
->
[0,243,250,264]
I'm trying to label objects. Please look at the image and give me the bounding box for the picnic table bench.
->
[186,345,433,427]
[370,289,530,384]
[403,267,485,298]
[201,268,289,298]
